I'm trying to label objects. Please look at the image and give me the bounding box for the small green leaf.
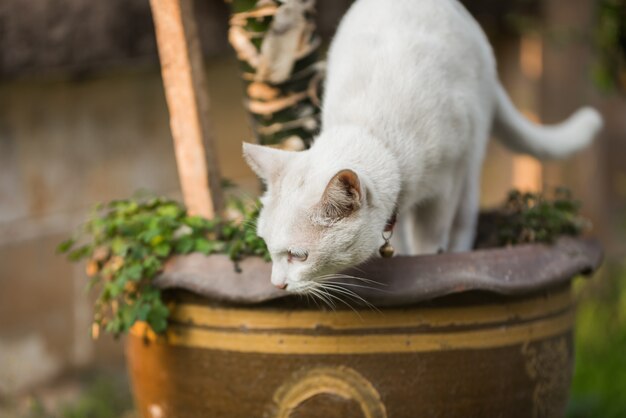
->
[150,235,165,246]
[194,239,213,255]
[147,300,169,333]
[175,236,195,254]
[68,245,91,261]
[142,255,163,277]
[57,238,75,254]
[108,282,124,298]
[154,243,171,258]
[136,303,151,321]
[156,203,183,218]
[111,237,129,256]
[126,264,143,281]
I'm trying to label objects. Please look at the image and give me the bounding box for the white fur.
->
[243,0,603,291]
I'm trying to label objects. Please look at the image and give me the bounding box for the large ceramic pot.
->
[126,238,601,418]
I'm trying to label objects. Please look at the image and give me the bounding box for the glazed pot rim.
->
[155,236,602,307]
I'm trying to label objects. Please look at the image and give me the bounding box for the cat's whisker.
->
[300,284,320,304]
[303,288,320,309]
[240,219,258,229]
[318,276,382,288]
[318,287,362,318]
[316,285,358,314]
[315,272,383,283]
[317,282,380,313]
[314,273,387,288]
[338,275,387,286]
[314,276,387,293]
[325,281,392,293]
[297,281,358,313]
[305,292,319,309]
[350,265,368,276]
[318,284,359,308]
[307,285,336,310]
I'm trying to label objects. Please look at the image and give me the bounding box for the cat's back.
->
[322,0,496,132]
[327,0,491,66]
[333,0,469,38]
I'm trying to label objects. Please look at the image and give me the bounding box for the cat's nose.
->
[271,275,288,289]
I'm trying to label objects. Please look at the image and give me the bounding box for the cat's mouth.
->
[279,275,381,311]
[281,280,310,294]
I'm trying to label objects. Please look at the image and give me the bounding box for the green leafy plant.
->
[496,188,588,246]
[58,195,269,337]
[594,0,626,93]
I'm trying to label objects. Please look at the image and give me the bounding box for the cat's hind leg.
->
[448,161,481,252]
[401,191,462,255]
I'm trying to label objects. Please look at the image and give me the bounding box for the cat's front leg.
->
[399,197,459,255]
[388,214,413,256]
[449,164,481,252]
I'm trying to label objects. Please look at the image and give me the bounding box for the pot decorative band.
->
[130,286,573,355]
[169,286,571,330]
[132,309,573,354]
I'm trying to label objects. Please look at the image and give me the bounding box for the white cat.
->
[243,0,603,291]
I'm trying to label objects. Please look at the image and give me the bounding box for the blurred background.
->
[0,0,624,417]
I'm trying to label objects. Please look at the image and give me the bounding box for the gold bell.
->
[379,241,395,258]
[380,214,396,258]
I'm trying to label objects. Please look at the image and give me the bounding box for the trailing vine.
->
[58,195,269,337]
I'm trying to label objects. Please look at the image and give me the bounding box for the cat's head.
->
[243,142,382,292]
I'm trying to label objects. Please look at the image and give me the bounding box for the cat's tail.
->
[493,82,603,160]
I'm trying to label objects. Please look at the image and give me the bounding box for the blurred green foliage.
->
[494,188,587,246]
[568,264,626,418]
[6,373,134,418]
[504,0,625,94]
[58,378,132,418]
[58,194,269,337]
[593,0,626,93]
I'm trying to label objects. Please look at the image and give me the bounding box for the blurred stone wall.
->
[0,0,225,77]
[0,0,357,78]
[0,59,262,393]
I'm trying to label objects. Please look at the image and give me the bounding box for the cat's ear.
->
[320,169,363,220]
[242,142,293,182]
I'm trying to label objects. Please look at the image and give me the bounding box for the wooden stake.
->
[150,0,223,218]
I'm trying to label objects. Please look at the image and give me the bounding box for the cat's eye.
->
[287,249,308,262]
